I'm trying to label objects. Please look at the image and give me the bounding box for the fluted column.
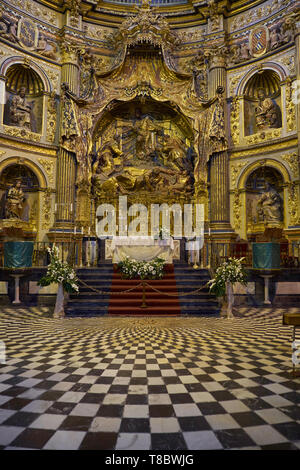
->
[61,63,79,95]
[210,151,230,227]
[208,53,235,239]
[54,43,78,230]
[56,149,76,223]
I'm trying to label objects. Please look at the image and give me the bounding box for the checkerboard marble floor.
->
[0,307,299,450]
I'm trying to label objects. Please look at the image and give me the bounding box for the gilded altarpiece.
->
[60,5,225,234]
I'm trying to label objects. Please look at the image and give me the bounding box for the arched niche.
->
[0,161,42,229]
[244,165,285,236]
[242,69,282,136]
[3,63,45,133]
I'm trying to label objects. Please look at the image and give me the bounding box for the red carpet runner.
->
[108,264,181,316]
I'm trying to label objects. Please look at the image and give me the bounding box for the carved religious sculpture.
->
[36,34,57,60]
[256,182,283,224]
[92,115,193,197]
[5,179,26,219]
[0,11,18,43]
[269,28,281,50]
[255,88,281,130]
[9,87,34,131]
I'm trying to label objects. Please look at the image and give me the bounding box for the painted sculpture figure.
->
[5,179,26,219]
[255,88,281,130]
[256,182,283,223]
[9,87,33,131]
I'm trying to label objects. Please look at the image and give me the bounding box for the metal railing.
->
[201,241,300,273]
[0,240,300,271]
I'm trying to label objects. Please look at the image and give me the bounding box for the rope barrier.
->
[78,277,210,297]
[78,278,144,295]
[143,281,210,297]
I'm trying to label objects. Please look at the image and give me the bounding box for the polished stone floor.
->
[0,307,299,450]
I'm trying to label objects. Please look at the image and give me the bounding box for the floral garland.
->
[208,257,247,298]
[117,256,165,280]
[38,245,79,293]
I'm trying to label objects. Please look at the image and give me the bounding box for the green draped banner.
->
[252,242,281,270]
[4,241,34,268]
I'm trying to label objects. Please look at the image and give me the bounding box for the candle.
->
[70,203,73,212]
[55,203,57,212]
[81,227,84,235]
[74,227,76,235]
[88,227,90,235]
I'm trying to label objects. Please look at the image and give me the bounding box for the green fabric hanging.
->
[252,242,281,270]
[4,241,34,268]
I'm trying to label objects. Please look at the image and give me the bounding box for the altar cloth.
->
[110,236,174,263]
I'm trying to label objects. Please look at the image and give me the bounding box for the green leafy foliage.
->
[117,256,166,280]
[37,245,79,294]
[208,257,248,298]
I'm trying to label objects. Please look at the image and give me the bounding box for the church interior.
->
[0,0,299,452]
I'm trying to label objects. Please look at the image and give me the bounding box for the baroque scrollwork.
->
[233,189,242,230]
[46,92,57,143]
[282,152,299,178]
[3,125,41,142]
[230,97,241,146]
[231,160,249,187]
[42,188,52,229]
[288,182,300,226]
[38,158,55,186]
[286,78,297,133]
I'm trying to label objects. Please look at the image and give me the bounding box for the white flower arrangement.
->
[117,256,165,280]
[38,245,79,293]
[208,257,247,298]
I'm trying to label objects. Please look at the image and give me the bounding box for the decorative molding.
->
[282,152,299,178]
[42,187,52,229]
[3,125,41,142]
[230,138,298,158]
[286,78,297,132]
[288,182,300,226]
[46,93,57,144]
[230,97,240,146]
[244,128,281,145]
[233,188,242,230]
[38,158,55,186]
[9,0,58,26]
[231,160,250,187]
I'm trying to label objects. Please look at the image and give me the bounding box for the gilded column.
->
[54,41,78,231]
[207,53,235,240]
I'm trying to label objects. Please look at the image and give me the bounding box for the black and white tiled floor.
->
[0,307,299,450]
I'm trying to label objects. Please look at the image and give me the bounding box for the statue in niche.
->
[5,179,26,219]
[9,87,34,131]
[36,34,57,60]
[255,88,281,130]
[256,182,283,224]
